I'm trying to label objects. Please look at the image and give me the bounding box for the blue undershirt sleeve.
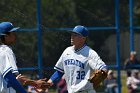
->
[4,71,27,93]
[50,70,64,84]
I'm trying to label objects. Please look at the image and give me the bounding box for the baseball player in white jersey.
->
[45,25,108,93]
[0,22,27,93]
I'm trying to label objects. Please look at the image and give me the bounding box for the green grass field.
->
[121,75,127,93]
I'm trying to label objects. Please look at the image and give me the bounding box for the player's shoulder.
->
[86,46,98,57]
[64,46,74,51]
[85,46,97,54]
[0,45,13,54]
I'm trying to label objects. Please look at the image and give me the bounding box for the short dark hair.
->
[0,35,5,42]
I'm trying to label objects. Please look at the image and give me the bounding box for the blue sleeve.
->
[4,71,27,93]
[50,70,64,84]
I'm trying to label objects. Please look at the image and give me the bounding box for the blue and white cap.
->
[70,25,89,37]
[0,22,20,36]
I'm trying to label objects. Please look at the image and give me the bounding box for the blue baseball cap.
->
[70,25,89,37]
[0,22,20,36]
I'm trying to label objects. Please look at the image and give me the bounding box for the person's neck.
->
[74,43,86,51]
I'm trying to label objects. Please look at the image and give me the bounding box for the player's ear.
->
[4,34,9,39]
[82,37,87,42]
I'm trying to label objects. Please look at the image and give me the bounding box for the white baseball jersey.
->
[0,45,18,93]
[54,45,107,93]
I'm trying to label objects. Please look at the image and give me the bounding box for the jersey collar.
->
[74,44,86,53]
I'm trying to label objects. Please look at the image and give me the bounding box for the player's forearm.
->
[4,71,27,93]
[45,70,62,86]
[49,70,64,84]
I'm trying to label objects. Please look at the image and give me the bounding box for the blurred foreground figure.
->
[127,70,140,93]
[124,51,140,70]
[104,70,118,93]
[57,75,68,93]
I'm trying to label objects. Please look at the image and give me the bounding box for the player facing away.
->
[0,22,27,93]
[45,25,108,93]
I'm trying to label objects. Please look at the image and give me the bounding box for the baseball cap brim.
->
[0,27,20,36]
[9,27,20,32]
[67,30,84,36]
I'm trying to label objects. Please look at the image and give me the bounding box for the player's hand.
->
[88,69,108,89]
[16,74,35,86]
[34,78,51,89]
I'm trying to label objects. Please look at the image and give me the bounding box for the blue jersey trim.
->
[54,66,64,73]
[98,64,105,70]
[99,64,108,70]
[2,67,12,78]
[12,70,19,73]
[100,65,108,70]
